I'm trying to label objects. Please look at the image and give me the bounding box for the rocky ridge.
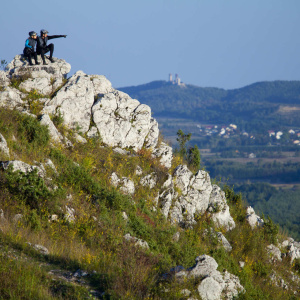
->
[0,55,300,299]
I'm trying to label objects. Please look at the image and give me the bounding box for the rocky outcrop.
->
[39,114,63,144]
[0,87,24,109]
[152,142,173,169]
[140,173,157,189]
[124,233,149,250]
[246,206,264,229]
[42,71,94,132]
[0,133,9,157]
[168,255,245,300]
[0,160,45,177]
[279,238,300,264]
[208,185,235,231]
[110,172,135,195]
[5,55,71,80]
[157,165,235,230]
[92,90,158,150]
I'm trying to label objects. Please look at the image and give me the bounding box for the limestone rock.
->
[0,133,10,157]
[113,147,130,155]
[43,158,57,174]
[162,174,173,189]
[0,160,45,177]
[86,126,99,138]
[33,244,49,255]
[152,142,173,169]
[166,255,245,300]
[19,75,54,95]
[42,71,94,133]
[246,206,264,229]
[279,238,300,264]
[89,74,113,96]
[39,114,63,144]
[110,172,135,195]
[92,90,159,151]
[168,166,213,224]
[159,188,174,218]
[216,231,232,252]
[119,178,135,195]
[0,70,9,87]
[124,233,149,250]
[140,173,157,189]
[73,133,87,144]
[0,87,24,109]
[5,55,71,79]
[208,185,235,231]
[135,165,143,176]
[267,244,282,262]
[64,206,75,223]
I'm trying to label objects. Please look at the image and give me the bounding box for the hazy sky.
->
[1,0,300,89]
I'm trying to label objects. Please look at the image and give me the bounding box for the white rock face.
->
[64,206,76,223]
[5,55,71,79]
[267,244,282,262]
[39,114,63,144]
[0,133,10,157]
[0,87,24,109]
[208,185,235,231]
[43,71,94,133]
[246,206,264,229]
[140,173,157,189]
[92,90,158,151]
[279,238,300,264]
[216,231,232,252]
[168,166,213,224]
[110,172,135,195]
[0,70,10,87]
[169,255,244,300]
[152,142,173,169]
[0,160,44,177]
[89,74,113,95]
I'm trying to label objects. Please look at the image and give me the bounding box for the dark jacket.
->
[24,37,37,50]
[37,35,65,50]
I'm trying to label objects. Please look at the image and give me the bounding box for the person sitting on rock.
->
[37,29,67,65]
[23,31,39,66]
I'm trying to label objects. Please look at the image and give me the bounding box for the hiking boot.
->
[43,61,48,65]
[35,61,40,65]
[49,57,54,63]
[29,60,33,66]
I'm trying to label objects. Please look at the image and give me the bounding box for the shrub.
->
[18,115,50,147]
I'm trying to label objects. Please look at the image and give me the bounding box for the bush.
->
[18,115,50,147]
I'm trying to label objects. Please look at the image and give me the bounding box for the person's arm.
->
[48,35,67,40]
[25,39,32,48]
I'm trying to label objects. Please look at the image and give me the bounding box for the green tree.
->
[188,145,201,170]
[176,129,191,158]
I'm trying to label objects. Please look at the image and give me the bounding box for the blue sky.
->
[1,0,300,89]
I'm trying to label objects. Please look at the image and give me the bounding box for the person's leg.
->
[40,48,48,65]
[24,48,33,65]
[33,52,39,65]
[27,52,34,65]
[47,44,54,62]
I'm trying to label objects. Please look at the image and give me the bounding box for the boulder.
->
[166,255,245,300]
[5,55,71,79]
[140,173,157,189]
[0,70,10,87]
[110,172,135,195]
[89,74,113,96]
[0,160,45,177]
[124,233,149,250]
[92,90,158,151]
[64,206,76,223]
[0,87,24,109]
[42,71,94,133]
[0,133,10,157]
[208,185,235,231]
[267,244,282,262]
[279,238,300,264]
[39,114,63,144]
[168,166,213,224]
[152,142,173,169]
[246,206,264,229]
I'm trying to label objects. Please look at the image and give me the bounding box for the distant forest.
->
[119,80,300,131]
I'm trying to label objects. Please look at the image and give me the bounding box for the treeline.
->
[119,80,300,131]
[234,182,300,240]
[204,160,300,183]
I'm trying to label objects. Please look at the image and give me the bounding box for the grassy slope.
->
[0,90,299,298]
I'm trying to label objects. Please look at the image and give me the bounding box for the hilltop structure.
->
[168,73,186,86]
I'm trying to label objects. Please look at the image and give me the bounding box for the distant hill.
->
[119,80,300,130]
